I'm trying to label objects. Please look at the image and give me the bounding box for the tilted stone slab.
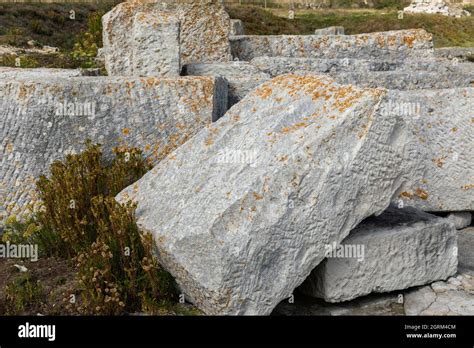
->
[300,206,458,303]
[184,62,270,106]
[230,29,434,61]
[0,76,227,220]
[251,56,473,77]
[387,88,474,212]
[132,11,181,77]
[116,74,417,315]
[102,0,231,76]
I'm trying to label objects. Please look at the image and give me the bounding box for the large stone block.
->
[230,29,434,61]
[102,0,231,76]
[387,88,474,212]
[332,70,474,90]
[183,62,270,106]
[0,76,227,220]
[314,26,345,35]
[132,11,181,77]
[300,206,458,302]
[102,2,181,76]
[250,56,473,77]
[116,74,416,315]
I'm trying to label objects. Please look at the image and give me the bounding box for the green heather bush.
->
[35,142,151,258]
[4,274,43,315]
[70,11,103,69]
[4,141,179,315]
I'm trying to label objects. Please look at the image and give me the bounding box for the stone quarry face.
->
[387,88,474,212]
[230,29,434,61]
[102,0,231,76]
[117,74,417,315]
[300,206,458,302]
[0,76,227,220]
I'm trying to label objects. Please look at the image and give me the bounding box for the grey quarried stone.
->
[314,26,344,35]
[332,70,474,90]
[388,88,474,212]
[230,29,434,61]
[183,62,270,106]
[435,46,474,60]
[404,271,474,315]
[102,0,231,75]
[250,56,473,77]
[459,227,474,270]
[132,11,181,77]
[102,3,181,77]
[0,67,95,79]
[300,206,458,303]
[117,74,417,315]
[230,19,245,36]
[0,76,227,220]
[446,212,472,230]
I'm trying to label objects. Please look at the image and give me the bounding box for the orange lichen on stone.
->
[461,184,474,190]
[432,157,446,168]
[399,191,414,199]
[415,188,429,200]
[252,192,263,200]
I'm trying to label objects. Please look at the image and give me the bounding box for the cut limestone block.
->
[446,212,472,230]
[250,56,473,77]
[404,0,471,17]
[300,206,458,303]
[230,29,434,61]
[230,19,245,36]
[102,3,181,76]
[132,11,180,77]
[102,0,231,75]
[0,67,96,79]
[183,62,270,106]
[116,74,417,315]
[332,71,474,90]
[388,88,474,212]
[0,76,227,220]
[314,26,344,35]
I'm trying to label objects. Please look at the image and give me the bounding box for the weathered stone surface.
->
[446,212,472,230]
[250,56,473,77]
[183,62,270,106]
[332,70,474,90]
[404,0,471,17]
[132,11,181,77]
[230,19,245,36]
[230,29,434,61]
[102,0,231,75]
[435,46,474,60]
[388,88,474,212]
[300,207,458,303]
[102,3,181,76]
[0,76,227,220]
[0,67,96,79]
[117,74,417,315]
[404,271,474,315]
[459,227,474,270]
[314,26,345,35]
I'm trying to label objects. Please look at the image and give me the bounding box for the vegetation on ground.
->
[227,6,474,47]
[1,142,197,315]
